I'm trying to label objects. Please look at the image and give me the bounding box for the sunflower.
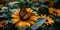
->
[0,20,6,28]
[48,7,57,16]
[48,7,56,14]
[40,14,54,25]
[11,8,39,28]
[56,9,60,16]
[48,7,60,16]
[0,4,3,9]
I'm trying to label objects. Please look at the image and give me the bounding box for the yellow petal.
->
[15,23,19,27]
[40,14,46,18]
[30,16,38,21]
[13,12,19,16]
[18,21,23,28]
[48,20,54,25]
[12,19,20,24]
[28,21,35,24]
[12,17,20,19]
[22,21,26,28]
[26,22,30,27]
[44,22,49,25]
[12,14,19,18]
[15,10,20,14]
[13,12,18,15]
[26,8,33,13]
[47,16,50,19]
[44,14,47,18]
[32,11,38,15]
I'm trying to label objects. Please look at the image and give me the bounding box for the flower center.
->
[19,11,32,21]
[19,7,33,21]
